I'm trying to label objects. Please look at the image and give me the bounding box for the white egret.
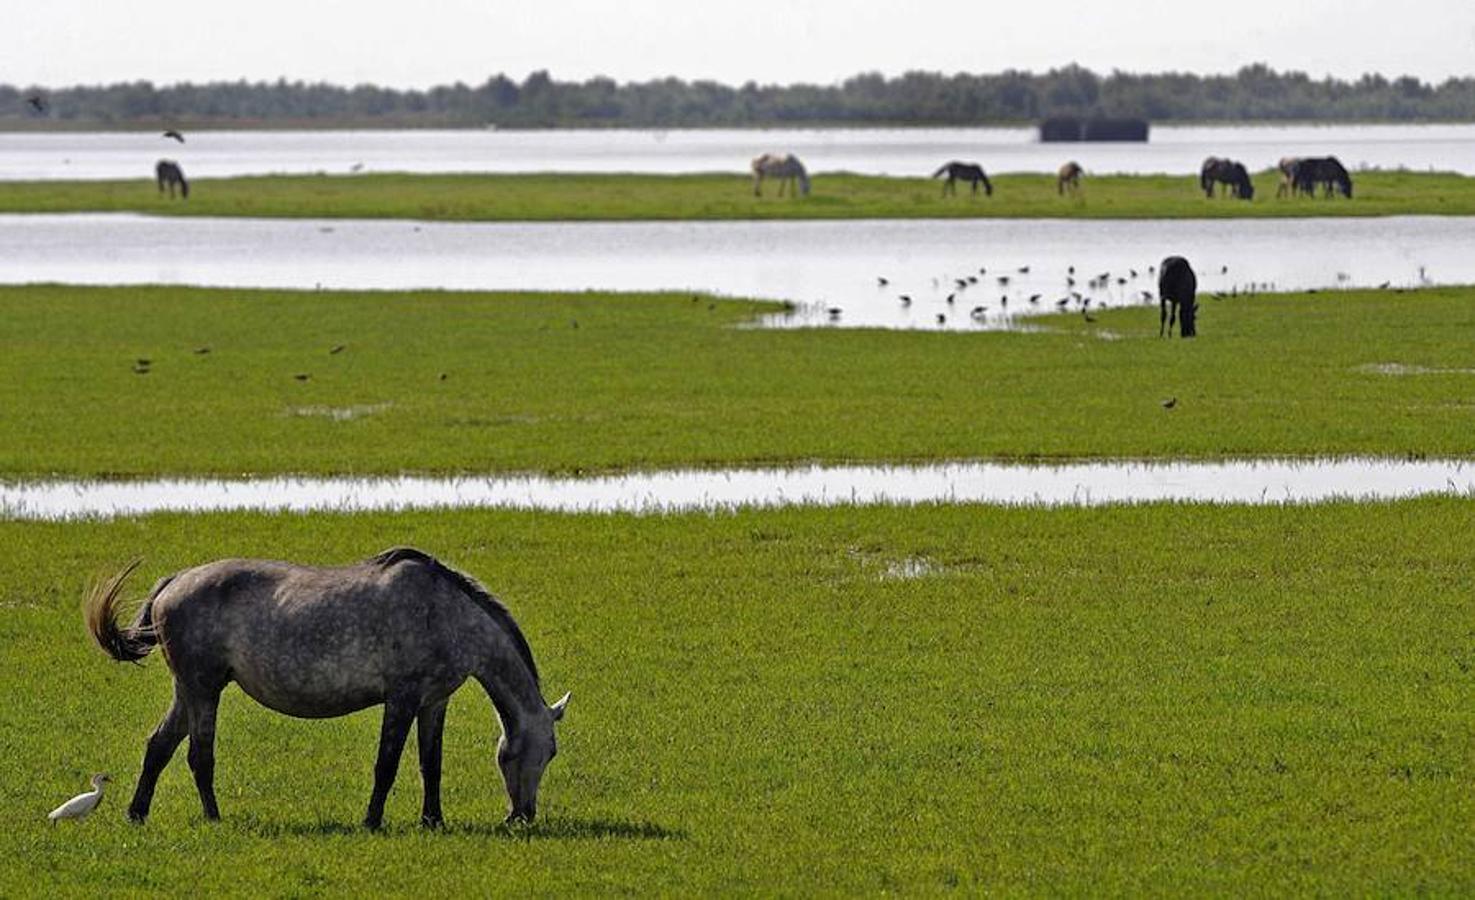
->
[48,774,110,823]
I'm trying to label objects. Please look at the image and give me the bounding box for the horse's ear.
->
[550,691,571,721]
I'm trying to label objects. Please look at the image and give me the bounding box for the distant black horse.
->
[1200,157,1254,200]
[155,160,189,200]
[1159,256,1198,338]
[1292,156,1352,198]
[932,161,993,196]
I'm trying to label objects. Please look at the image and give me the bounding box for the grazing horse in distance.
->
[1276,157,1302,198]
[1158,256,1198,338]
[1057,161,1083,195]
[1200,157,1254,200]
[932,161,994,196]
[86,548,571,828]
[155,160,189,199]
[751,153,810,197]
[1293,156,1353,199]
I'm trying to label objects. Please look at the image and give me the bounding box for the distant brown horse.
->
[155,160,189,199]
[1275,157,1302,198]
[1200,157,1254,200]
[1057,161,1083,196]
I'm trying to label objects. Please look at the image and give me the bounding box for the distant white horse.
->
[751,153,810,197]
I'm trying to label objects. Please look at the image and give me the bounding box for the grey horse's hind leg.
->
[185,687,223,820]
[127,687,188,822]
[364,693,417,829]
[416,700,449,827]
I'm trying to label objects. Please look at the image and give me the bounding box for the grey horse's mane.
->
[369,548,539,685]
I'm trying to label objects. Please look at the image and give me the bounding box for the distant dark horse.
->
[1057,161,1083,195]
[1159,256,1198,338]
[87,548,570,828]
[1292,156,1353,198]
[932,161,993,196]
[155,160,189,199]
[1200,157,1254,200]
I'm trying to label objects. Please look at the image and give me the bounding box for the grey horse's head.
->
[498,691,570,823]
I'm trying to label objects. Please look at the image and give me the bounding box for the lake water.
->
[3,123,1474,181]
[3,459,1472,520]
[0,213,1468,330]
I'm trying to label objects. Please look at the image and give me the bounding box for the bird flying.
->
[162,130,185,143]
[48,774,110,823]
[26,95,47,114]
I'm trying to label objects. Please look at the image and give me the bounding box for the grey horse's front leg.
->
[364,694,417,829]
[416,701,449,827]
[185,688,223,820]
[128,686,189,822]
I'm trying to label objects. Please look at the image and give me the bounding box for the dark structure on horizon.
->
[1039,117,1150,142]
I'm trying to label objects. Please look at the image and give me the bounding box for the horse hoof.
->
[420,814,444,829]
[126,810,148,824]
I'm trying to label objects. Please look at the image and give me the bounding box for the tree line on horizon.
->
[4,64,1474,128]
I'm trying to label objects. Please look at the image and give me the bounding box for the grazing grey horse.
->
[155,160,189,199]
[751,153,810,197]
[1057,161,1083,195]
[1200,157,1254,200]
[932,161,994,196]
[86,547,570,828]
[1158,256,1198,338]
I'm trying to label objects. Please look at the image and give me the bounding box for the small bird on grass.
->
[162,130,185,143]
[193,346,210,355]
[329,344,346,355]
[293,373,311,382]
[1162,397,1178,409]
[48,774,110,823]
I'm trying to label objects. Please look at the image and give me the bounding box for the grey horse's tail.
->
[86,559,165,663]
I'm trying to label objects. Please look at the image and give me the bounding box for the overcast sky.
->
[7,0,1474,88]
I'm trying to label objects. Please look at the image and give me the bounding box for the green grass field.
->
[1,170,1472,221]
[3,501,1473,894]
[2,283,1475,478]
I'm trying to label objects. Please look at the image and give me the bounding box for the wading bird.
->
[48,774,110,823]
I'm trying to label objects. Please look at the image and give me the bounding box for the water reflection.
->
[4,124,1475,180]
[1,214,1469,332]
[3,459,1471,520]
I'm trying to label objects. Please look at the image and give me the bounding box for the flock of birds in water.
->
[819,260,1238,328]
